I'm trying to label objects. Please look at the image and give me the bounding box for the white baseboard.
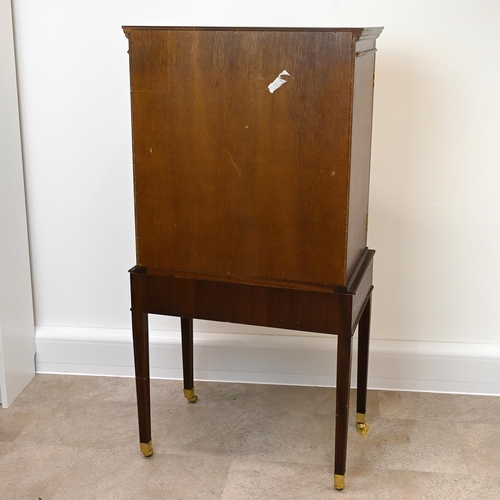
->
[35,326,500,396]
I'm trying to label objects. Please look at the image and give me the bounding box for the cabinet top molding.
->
[123,26,383,41]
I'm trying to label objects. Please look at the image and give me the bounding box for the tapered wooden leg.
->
[130,272,153,457]
[356,296,372,437]
[180,317,197,402]
[334,332,353,490]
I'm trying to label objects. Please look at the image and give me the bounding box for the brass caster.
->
[140,440,154,457]
[334,474,345,490]
[357,422,370,436]
[184,388,198,403]
[356,413,369,437]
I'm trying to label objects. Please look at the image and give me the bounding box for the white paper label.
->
[268,70,290,94]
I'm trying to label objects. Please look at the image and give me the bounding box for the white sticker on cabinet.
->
[268,70,290,93]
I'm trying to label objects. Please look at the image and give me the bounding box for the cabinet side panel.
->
[346,45,377,279]
[128,29,353,287]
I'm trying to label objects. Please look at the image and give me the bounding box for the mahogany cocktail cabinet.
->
[123,26,382,490]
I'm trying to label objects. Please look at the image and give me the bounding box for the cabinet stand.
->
[130,249,374,489]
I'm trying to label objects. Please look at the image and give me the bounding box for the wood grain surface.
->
[125,27,381,288]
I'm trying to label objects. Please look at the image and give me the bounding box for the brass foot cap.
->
[140,440,154,457]
[356,413,369,436]
[334,474,345,490]
[184,388,198,403]
[357,422,370,437]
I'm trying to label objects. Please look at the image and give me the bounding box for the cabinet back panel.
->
[127,29,354,286]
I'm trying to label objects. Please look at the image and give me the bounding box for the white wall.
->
[11,2,500,389]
